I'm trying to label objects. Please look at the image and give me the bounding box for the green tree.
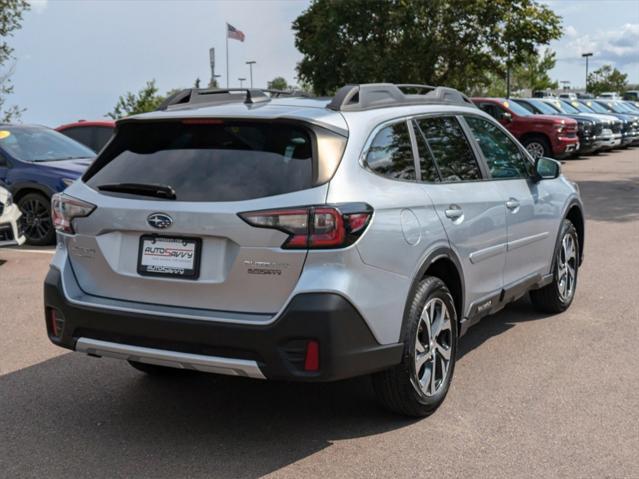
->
[587,65,628,96]
[0,0,30,122]
[293,0,562,95]
[107,80,165,119]
[512,48,559,92]
[267,76,288,90]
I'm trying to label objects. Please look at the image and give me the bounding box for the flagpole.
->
[226,24,229,88]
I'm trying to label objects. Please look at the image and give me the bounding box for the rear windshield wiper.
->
[97,183,177,200]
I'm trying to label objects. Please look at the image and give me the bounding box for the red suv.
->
[56,120,115,153]
[471,98,579,159]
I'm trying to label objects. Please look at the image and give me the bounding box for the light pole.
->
[582,52,593,93]
[246,61,256,88]
[238,77,246,88]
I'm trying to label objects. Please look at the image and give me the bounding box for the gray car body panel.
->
[55,97,582,345]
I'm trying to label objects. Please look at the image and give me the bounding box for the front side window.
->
[365,121,416,181]
[465,116,533,179]
[415,116,481,182]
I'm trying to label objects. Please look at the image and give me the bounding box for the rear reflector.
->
[239,203,372,249]
[304,340,320,372]
[46,307,65,338]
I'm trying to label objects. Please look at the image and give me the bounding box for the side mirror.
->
[501,112,513,123]
[534,156,561,181]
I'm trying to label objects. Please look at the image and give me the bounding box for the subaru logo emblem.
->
[147,213,173,229]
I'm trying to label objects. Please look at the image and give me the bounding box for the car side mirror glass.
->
[535,156,560,180]
[501,112,512,123]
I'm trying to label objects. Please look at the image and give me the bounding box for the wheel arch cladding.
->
[401,249,465,341]
[13,185,52,202]
[566,204,585,265]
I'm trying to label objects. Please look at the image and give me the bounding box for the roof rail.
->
[157,88,271,111]
[326,83,475,112]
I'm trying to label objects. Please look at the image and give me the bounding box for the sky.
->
[5,0,639,127]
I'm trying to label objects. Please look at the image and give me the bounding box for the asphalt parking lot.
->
[1,148,638,478]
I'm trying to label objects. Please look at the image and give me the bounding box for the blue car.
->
[0,125,95,245]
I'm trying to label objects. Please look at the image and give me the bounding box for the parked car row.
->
[0,94,636,247]
[470,97,639,159]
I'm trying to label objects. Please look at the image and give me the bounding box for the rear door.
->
[463,115,556,286]
[413,115,507,313]
[70,119,339,314]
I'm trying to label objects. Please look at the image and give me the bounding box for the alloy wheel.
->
[526,141,545,159]
[557,233,577,302]
[20,197,52,242]
[414,297,453,397]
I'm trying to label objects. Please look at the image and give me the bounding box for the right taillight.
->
[239,203,372,249]
[51,193,96,234]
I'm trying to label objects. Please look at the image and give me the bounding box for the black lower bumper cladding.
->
[44,268,403,382]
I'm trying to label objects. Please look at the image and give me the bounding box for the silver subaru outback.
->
[44,84,584,416]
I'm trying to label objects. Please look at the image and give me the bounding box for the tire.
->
[17,192,55,246]
[128,360,187,376]
[523,135,551,159]
[530,219,579,314]
[373,276,458,417]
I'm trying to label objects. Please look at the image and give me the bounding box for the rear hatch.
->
[67,118,346,314]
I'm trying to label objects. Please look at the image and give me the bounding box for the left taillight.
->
[51,193,96,234]
[239,203,373,249]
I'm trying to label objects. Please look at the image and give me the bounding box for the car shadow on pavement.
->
[0,297,556,478]
[575,175,639,223]
[457,296,550,360]
[0,350,415,478]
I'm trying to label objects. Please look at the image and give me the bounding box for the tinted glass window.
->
[60,126,95,151]
[93,127,114,151]
[412,121,440,183]
[515,101,536,113]
[478,103,501,120]
[366,121,416,181]
[415,117,481,182]
[86,121,314,202]
[503,99,533,116]
[0,126,95,162]
[527,99,558,115]
[465,116,533,179]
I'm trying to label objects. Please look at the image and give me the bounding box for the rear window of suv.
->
[85,121,315,202]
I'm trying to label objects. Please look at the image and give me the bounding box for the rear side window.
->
[365,121,416,181]
[93,127,114,152]
[415,117,481,182]
[85,121,315,202]
[60,126,94,150]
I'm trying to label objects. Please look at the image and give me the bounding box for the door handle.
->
[444,205,463,220]
[505,198,520,211]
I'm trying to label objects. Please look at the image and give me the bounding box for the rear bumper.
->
[44,267,403,382]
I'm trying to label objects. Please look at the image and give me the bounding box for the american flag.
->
[227,23,245,42]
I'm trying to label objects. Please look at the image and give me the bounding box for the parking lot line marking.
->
[2,248,55,254]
